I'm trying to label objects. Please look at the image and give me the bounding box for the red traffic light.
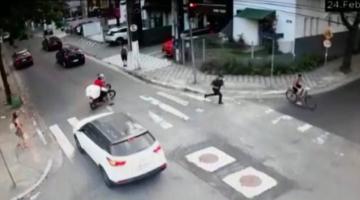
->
[189,2,197,8]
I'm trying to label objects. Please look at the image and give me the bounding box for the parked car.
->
[104,26,128,45]
[12,49,33,69]
[2,32,10,41]
[73,112,167,187]
[56,45,85,67]
[162,38,174,57]
[43,27,54,36]
[42,36,62,51]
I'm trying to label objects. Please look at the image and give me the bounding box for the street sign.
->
[323,39,332,48]
[130,24,138,32]
[323,27,333,40]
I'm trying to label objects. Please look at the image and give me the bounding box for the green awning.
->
[236,8,275,20]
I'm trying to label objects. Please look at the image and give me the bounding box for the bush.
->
[200,53,322,76]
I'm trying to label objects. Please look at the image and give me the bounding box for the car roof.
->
[49,36,60,40]
[62,44,79,51]
[109,26,127,31]
[91,113,147,144]
[16,49,29,54]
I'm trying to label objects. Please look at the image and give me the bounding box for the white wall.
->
[233,0,296,53]
[233,17,259,45]
[295,0,347,38]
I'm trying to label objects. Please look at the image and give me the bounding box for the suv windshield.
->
[110,132,155,156]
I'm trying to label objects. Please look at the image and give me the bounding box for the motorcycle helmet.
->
[98,73,105,80]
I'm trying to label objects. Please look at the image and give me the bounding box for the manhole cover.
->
[239,175,262,187]
[198,153,219,164]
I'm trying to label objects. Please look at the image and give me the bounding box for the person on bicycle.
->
[292,74,304,98]
[94,73,108,101]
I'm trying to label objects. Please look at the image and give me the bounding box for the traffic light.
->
[188,2,198,18]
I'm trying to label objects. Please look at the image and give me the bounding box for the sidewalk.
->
[0,45,54,200]
[65,33,360,98]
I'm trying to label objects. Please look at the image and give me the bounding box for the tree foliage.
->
[0,0,66,38]
[339,11,360,73]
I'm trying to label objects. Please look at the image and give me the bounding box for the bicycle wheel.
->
[304,95,317,111]
[108,90,116,100]
[285,89,297,103]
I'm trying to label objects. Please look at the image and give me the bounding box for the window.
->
[110,132,155,156]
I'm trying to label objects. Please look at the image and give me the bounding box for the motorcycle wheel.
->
[90,102,97,110]
[108,90,116,100]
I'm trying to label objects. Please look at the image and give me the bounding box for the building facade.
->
[233,0,351,57]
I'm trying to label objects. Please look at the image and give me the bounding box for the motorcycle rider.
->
[93,73,108,101]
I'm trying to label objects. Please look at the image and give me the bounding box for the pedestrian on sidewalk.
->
[11,112,28,149]
[121,45,128,67]
[204,74,224,104]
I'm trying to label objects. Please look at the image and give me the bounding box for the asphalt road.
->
[258,79,360,144]
[7,37,360,200]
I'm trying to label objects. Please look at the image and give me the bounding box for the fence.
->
[180,33,297,76]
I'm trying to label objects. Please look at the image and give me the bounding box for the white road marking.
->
[223,167,277,198]
[196,108,204,113]
[181,93,211,102]
[30,192,40,200]
[271,115,293,124]
[140,96,190,120]
[312,132,329,145]
[297,123,313,132]
[265,108,274,114]
[185,146,236,172]
[148,111,173,129]
[157,91,189,106]
[36,129,47,145]
[67,117,79,128]
[49,125,75,160]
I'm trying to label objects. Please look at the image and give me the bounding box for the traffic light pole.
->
[188,16,197,84]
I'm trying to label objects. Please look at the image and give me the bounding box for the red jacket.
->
[94,79,105,87]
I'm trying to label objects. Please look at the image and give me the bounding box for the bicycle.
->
[285,87,317,111]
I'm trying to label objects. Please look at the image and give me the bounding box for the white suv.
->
[104,26,128,45]
[73,112,167,187]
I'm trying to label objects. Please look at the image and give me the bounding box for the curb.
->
[10,159,53,200]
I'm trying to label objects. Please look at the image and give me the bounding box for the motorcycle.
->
[86,84,116,110]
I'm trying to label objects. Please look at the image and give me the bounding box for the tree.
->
[0,0,64,104]
[339,11,360,73]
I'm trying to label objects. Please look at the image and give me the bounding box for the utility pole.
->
[188,2,197,84]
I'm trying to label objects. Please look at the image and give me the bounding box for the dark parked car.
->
[12,49,33,69]
[43,27,54,36]
[42,36,62,51]
[56,45,85,67]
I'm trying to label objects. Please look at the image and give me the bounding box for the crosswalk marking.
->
[49,125,75,160]
[67,117,79,128]
[157,91,189,106]
[297,123,313,132]
[148,111,173,129]
[271,115,293,124]
[140,96,190,120]
[181,93,211,102]
[265,108,274,114]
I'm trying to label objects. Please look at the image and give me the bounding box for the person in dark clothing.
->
[204,75,224,104]
[120,45,128,67]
